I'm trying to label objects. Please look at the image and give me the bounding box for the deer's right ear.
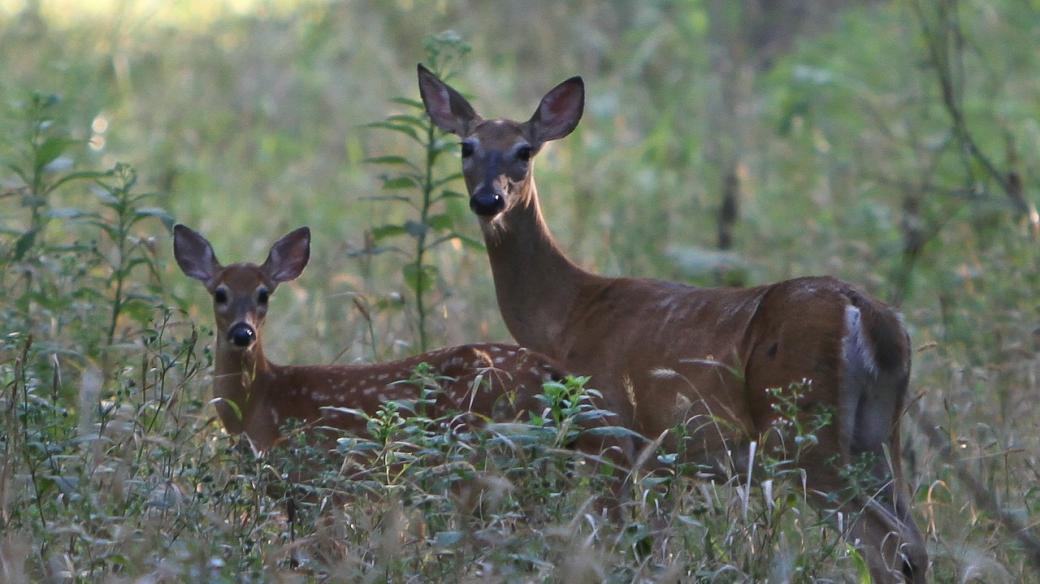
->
[173,224,221,284]
[417,64,480,136]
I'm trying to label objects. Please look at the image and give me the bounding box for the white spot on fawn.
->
[651,368,680,379]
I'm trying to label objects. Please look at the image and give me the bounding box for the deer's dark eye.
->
[516,145,532,161]
[460,142,474,158]
[214,289,228,304]
[257,288,269,305]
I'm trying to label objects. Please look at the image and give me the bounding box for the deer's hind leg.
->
[832,304,927,583]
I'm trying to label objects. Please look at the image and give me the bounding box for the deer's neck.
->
[482,179,597,355]
[212,338,271,434]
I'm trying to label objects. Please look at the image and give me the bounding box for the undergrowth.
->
[2,4,1039,582]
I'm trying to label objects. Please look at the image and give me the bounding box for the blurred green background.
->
[2,0,1039,579]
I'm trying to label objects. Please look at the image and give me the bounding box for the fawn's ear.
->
[417,63,481,136]
[262,226,310,283]
[526,76,584,147]
[173,224,221,285]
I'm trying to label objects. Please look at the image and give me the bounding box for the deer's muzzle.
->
[470,190,505,216]
[228,323,257,348]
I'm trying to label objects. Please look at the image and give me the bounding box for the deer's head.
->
[417,64,584,220]
[173,225,310,351]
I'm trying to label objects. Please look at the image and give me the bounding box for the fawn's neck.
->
[483,179,598,355]
[212,336,272,434]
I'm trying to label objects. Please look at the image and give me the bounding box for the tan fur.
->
[174,225,565,453]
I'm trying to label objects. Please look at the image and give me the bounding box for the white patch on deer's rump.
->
[842,305,877,377]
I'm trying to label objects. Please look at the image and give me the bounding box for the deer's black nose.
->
[470,191,505,216]
[228,323,256,348]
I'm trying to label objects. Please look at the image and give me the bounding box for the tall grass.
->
[1,0,1038,581]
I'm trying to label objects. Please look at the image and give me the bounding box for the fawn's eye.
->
[257,288,269,305]
[516,145,532,161]
[460,142,474,158]
[214,288,228,304]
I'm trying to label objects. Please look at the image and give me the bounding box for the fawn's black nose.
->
[470,190,505,216]
[228,323,256,348]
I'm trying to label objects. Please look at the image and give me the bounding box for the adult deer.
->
[418,65,928,583]
[173,224,563,452]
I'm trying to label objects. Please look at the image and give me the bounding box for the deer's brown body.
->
[214,340,559,451]
[174,225,561,453]
[419,65,927,583]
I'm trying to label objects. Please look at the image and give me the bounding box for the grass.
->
[1,0,1039,581]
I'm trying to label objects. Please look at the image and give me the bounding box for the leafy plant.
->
[82,163,174,345]
[4,93,108,248]
[363,31,481,352]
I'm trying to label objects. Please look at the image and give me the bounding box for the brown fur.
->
[418,65,928,583]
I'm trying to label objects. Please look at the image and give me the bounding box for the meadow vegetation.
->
[1,0,1038,581]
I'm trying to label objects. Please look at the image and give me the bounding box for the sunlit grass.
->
[0,0,312,29]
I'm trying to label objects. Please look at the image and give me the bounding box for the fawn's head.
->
[417,64,584,220]
[173,225,310,351]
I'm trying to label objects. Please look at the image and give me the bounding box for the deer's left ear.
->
[526,76,584,147]
[262,227,310,283]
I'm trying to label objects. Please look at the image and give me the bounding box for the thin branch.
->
[911,0,1028,216]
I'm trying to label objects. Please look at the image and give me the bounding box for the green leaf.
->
[371,224,408,241]
[121,299,156,325]
[426,214,453,231]
[45,207,93,220]
[360,194,416,208]
[404,220,427,238]
[364,155,414,167]
[34,137,76,172]
[210,397,243,422]
[322,406,370,420]
[13,229,38,261]
[403,263,438,293]
[580,426,646,440]
[391,97,424,110]
[381,176,419,190]
[45,169,112,195]
[94,189,119,205]
[386,114,427,129]
[365,121,419,141]
[438,190,467,201]
[134,207,176,231]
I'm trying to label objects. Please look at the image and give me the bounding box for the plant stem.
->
[413,119,437,352]
[106,224,127,346]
